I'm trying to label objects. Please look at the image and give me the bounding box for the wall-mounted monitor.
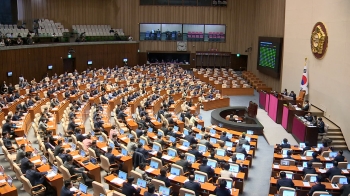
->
[123,58,128,63]
[257,37,283,78]
[87,61,92,65]
[7,72,13,77]
[48,65,53,70]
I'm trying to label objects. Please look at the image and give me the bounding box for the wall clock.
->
[177,41,187,51]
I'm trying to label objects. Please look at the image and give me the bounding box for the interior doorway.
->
[63,58,76,73]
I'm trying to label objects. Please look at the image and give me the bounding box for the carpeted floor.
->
[4,90,350,195]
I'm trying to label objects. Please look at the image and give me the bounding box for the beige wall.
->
[282,0,350,148]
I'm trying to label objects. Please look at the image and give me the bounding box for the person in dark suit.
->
[156,168,171,187]
[75,128,86,142]
[310,152,321,163]
[289,91,296,100]
[185,131,197,144]
[188,144,203,160]
[304,113,313,122]
[63,155,91,183]
[302,141,311,154]
[135,126,144,138]
[282,89,288,96]
[235,143,247,157]
[214,179,231,196]
[26,163,47,186]
[122,177,141,196]
[280,138,291,148]
[284,150,294,160]
[303,161,316,176]
[334,150,345,162]
[2,132,14,150]
[135,143,151,159]
[105,147,122,164]
[340,177,350,196]
[219,132,231,142]
[61,180,82,196]
[58,148,69,163]
[199,158,214,178]
[11,111,21,121]
[302,100,310,111]
[67,117,78,134]
[154,134,168,149]
[2,119,15,136]
[308,176,326,196]
[54,140,63,156]
[317,117,325,133]
[175,153,191,172]
[20,152,32,174]
[16,144,26,164]
[43,136,55,151]
[183,175,201,196]
[277,172,295,190]
[90,140,102,158]
[199,134,214,149]
[326,161,342,180]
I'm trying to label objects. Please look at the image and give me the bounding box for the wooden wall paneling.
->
[138,52,147,65]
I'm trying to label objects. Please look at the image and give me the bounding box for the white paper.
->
[342,169,349,174]
[120,137,127,140]
[178,146,188,150]
[111,178,125,185]
[297,167,303,171]
[72,155,81,159]
[300,156,306,160]
[318,169,326,173]
[331,184,339,189]
[149,151,157,155]
[303,182,310,187]
[227,147,232,151]
[31,159,41,163]
[324,157,330,160]
[53,136,59,139]
[0,180,6,183]
[162,155,172,160]
[273,165,279,169]
[46,173,56,178]
[146,168,155,173]
[168,174,176,179]
[314,148,319,151]
[101,147,108,152]
[15,137,23,140]
[70,187,78,191]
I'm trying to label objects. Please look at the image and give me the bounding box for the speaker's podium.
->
[291,115,319,146]
[248,101,258,118]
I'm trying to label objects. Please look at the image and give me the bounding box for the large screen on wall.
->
[257,37,283,78]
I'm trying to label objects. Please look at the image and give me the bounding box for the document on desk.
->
[342,169,349,173]
[331,184,339,189]
[72,155,81,159]
[15,137,24,140]
[324,157,331,160]
[178,146,188,150]
[162,155,172,160]
[70,187,78,191]
[318,169,327,173]
[303,182,310,187]
[227,147,232,151]
[183,179,189,183]
[101,147,108,152]
[111,177,125,185]
[146,168,155,173]
[120,137,127,140]
[297,167,303,171]
[300,156,306,160]
[168,175,176,179]
[273,165,279,169]
[32,159,41,163]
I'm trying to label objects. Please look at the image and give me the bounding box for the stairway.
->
[318,118,347,150]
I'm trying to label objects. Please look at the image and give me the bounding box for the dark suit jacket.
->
[121,182,140,196]
[60,187,75,196]
[76,133,86,142]
[302,146,311,153]
[183,181,201,196]
[175,159,191,172]
[303,167,316,176]
[184,135,197,144]
[156,175,171,187]
[334,155,345,162]
[219,135,230,142]
[235,146,247,157]
[276,178,295,190]
[326,167,342,179]
[188,148,202,160]
[199,164,214,177]
[25,169,47,186]
[302,104,310,111]
[309,183,326,196]
[105,152,120,164]
[3,138,12,148]
[54,145,61,156]
[280,143,291,148]
[20,157,31,174]
[44,142,55,151]
[214,186,231,196]
[340,184,350,196]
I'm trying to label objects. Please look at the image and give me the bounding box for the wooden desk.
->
[221,88,254,96]
[51,100,70,124]
[292,116,319,146]
[1,97,26,115]
[0,175,18,196]
[202,98,230,111]
[37,164,63,196]
[68,151,102,183]
[273,153,333,162]
[28,98,49,121]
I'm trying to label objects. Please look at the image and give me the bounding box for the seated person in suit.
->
[280,138,291,149]
[43,136,55,151]
[144,184,158,196]
[326,161,342,180]
[135,142,152,159]
[220,163,237,178]
[58,148,69,163]
[184,131,197,144]
[199,134,214,149]
[318,141,330,155]
[64,155,92,183]
[303,161,316,176]
[310,152,321,163]
[284,150,294,160]
[154,134,168,149]
[302,141,311,154]
[282,89,288,96]
[122,177,141,196]
[126,137,137,155]
[334,150,345,162]
[238,134,249,145]
[188,144,203,160]
[235,143,247,158]
[135,163,152,181]
[304,113,313,122]
[11,111,21,121]
[61,180,82,196]
[340,177,350,196]
[156,168,171,187]
[219,132,231,142]
[183,175,201,196]
[75,128,86,142]
[16,144,26,164]
[302,100,310,111]
[2,132,15,150]
[277,171,295,190]
[199,158,214,178]
[289,91,296,100]
[175,153,191,172]
[25,163,47,186]
[54,140,64,156]
[309,176,326,196]
[214,179,231,196]
[90,140,102,158]
[20,152,33,174]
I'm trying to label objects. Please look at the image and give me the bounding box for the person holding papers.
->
[214,180,231,196]
[308,176,326,196]
[326,161,342,180]
[303,161,316,176]
[276,172,295,190]
[61,180,82,196]
[156,168,171,187]
[122,177,141,196]
[25,163,47,186]
[175,153,191,172]
[183,175,201,196]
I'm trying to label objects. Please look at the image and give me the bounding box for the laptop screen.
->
[153,144,160,152]
[282,190,295,196]
[194,173,205,183]
[186,155,195,163]
[109,142,115,148]
[169,136,176,143]
[7,175,13,186]
[339,177,348,184]
[317,143,323,148]
[71,143,76,151]
[174,126,179,132]
[245,136,251,142]
[150,160,159,169]
[185,193,195,196]
[197,125,202,130]
[282,149,289,155]
[183,129,189,135]
[236,153,245,160]
[118,171,127,180]
[329,152,337,158]
[306,151,313,157]
[137,178,147,188]
[198,116,202,120]
[170,167,180,176]
[168,149,176,157]
[242,144,250,152]
[80,150,86,157]
[122,148,128,156]
[210,138,217,144]
[198,145,206,153]
[90,131,95,136]
[280,160,290,166]
[157,118,161,122]
[41,156,48,164]
[90,157,97,164]
[210,129,216,135]
[52,165,58,173]
[79,183,88,194]
[347,163,350,170]
[226,133,232,139]
[139,138,145,146]
[64,137,69,143]
[159,186,170,196]
[218,123,223,127]
[309,176,317,182]
[286,173,293,179]
[207,159,216,168]
[216,149,226,157]
[229,164,239,173]
[148,127,153,133]
[195,134,203,140]
[299,143,305,148]
[120,129,124,134]
[225,141,233,147]
[226,180,233,188]
[247,130,253,135]
[325,163,333,169]
[183,141,190,147]
[99,136,104,142]
[302,161,308,168]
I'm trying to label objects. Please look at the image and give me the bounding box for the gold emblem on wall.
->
[311,22,328,59]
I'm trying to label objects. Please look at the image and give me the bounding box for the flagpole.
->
[304,57,308,100]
